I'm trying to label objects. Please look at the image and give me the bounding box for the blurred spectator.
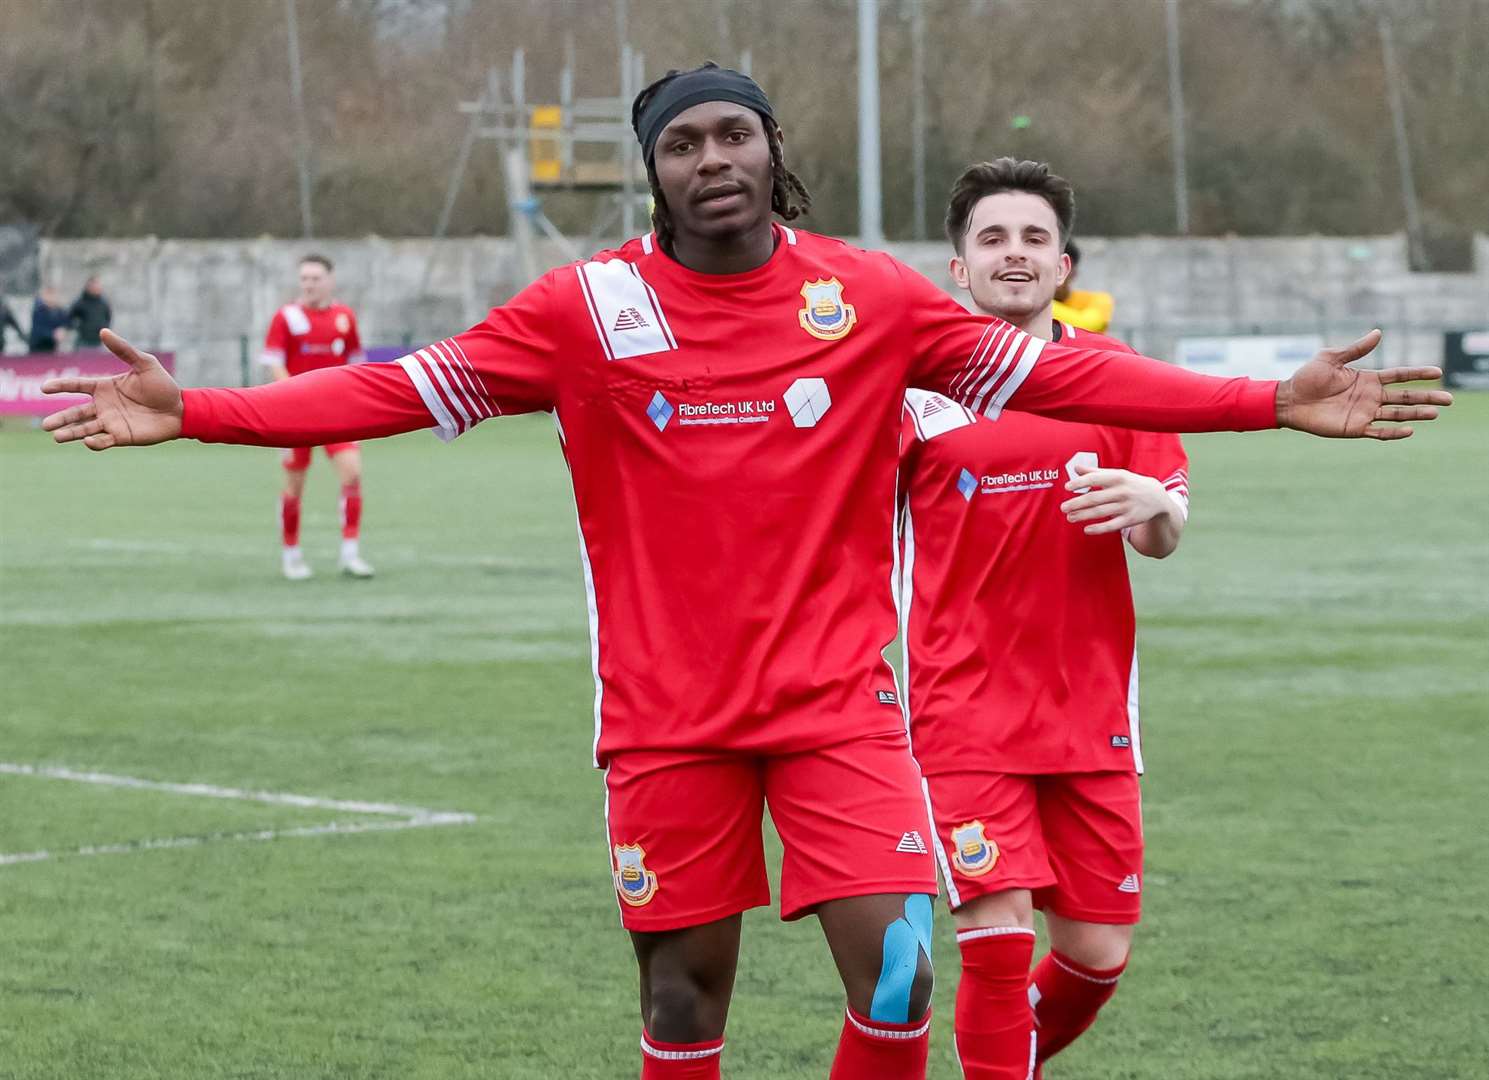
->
[28,287,70,353]
[69,276,113,347]
[1051,240,1114,333]
[1,299,22,349]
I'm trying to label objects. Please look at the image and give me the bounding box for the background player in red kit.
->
[261,254,373,580]
[899,159,1193,1078]
[42,66,1449,1079]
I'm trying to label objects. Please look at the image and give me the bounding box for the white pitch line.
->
[0,762,464,818]
[0,762,477,868]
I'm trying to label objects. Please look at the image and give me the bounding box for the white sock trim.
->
[956,925,1037,944]
[639,1036,724,1061]
[1051,954,1123,985]
[845,1009,932,1041]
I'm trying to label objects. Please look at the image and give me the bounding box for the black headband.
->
[632,64,774,166]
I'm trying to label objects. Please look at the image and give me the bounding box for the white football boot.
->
[338,540,374,579]
[281,547,313,581]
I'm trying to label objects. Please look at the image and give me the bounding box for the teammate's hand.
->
[1061,466,1178,535]
[1275,330,1452,439]
[41,329,184,450]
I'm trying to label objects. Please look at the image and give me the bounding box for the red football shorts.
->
[603,732,939,932]
[923,771,1143,924]
[281,442,359,470]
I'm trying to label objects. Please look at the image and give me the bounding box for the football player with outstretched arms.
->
[43,64,1448,1080]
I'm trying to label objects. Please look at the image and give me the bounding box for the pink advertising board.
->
[0,351,175,416]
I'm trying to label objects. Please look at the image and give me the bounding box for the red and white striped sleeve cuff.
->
[394,337,502,442]
[947,321,1045,420]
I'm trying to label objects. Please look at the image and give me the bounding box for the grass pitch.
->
[2,395,1485,1079]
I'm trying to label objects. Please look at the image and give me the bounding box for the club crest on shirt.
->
[798,278,857,341]
[950,820,998,877]
[612,843,659,906]
[334,312,351,334]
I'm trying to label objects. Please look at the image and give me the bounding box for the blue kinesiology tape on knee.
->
[869,918,920,1023]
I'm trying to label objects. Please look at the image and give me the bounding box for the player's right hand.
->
[41,328,184,450]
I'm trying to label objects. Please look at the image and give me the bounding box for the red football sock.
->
[339,482,362,540]
[954,927,1037,1079]
[638,1033,723,1079]
[828,1006,931,1080]
[280,493,301,548]
[1030,949,1126,1065]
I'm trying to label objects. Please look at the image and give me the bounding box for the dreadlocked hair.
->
[635,68,812,252]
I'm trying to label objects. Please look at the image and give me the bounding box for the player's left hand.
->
[1061,466,1178,535]
[1276,330,1452,439]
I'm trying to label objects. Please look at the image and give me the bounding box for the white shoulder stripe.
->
[575,258,678,361]
[640,233,654,255]
[782,225,797,245]
[281,304,311,336]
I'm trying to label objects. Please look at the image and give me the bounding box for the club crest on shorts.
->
[950,820,999,877]
[612,843,659,906]
[798,278,857,341]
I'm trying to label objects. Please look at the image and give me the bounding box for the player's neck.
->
[667,221,777,276]
[978,302,1055,342]
[300,298,331,311]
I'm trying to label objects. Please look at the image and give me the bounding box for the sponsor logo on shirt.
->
[957,468,977,501]
[612,843,660,906]
[646,391,675,431]
[973,468,1062,495]
[797,278,857,341]
[782,377,832,428]
[676,398,776,426]
[1065,451,1099,493]
[950,820,999,877]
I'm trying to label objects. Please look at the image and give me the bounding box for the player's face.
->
[950,192,1070,323]
[298,263,332,308]
[652,102,774,245]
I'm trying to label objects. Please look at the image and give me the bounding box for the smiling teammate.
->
[900,158,1196,1078]
[42,65,1448,1079]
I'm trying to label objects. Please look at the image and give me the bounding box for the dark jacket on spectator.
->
[70,291,112,347]
[29,297,70,352]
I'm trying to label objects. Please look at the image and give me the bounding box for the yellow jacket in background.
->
[1052,289,1114,333]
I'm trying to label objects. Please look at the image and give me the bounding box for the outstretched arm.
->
[900,261,1450,438]
[42,330,434,450]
